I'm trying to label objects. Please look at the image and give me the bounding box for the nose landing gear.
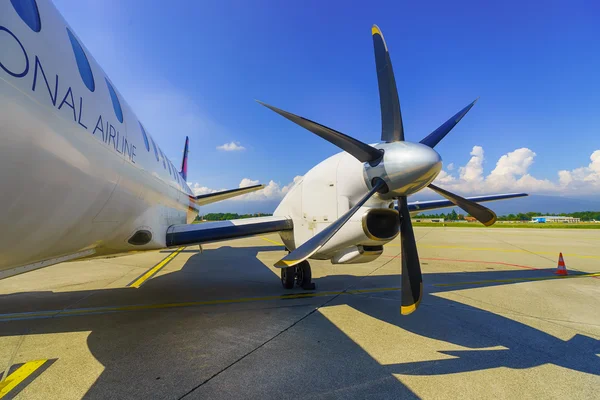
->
[280,260,315,290]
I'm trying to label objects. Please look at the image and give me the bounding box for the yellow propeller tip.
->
[401,283,423,315]
[371,25,382,36]
[274,259,298,269]
[483,216,497,227]
[400,303,418,315]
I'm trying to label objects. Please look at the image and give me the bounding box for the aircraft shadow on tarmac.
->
[0,245,598,398]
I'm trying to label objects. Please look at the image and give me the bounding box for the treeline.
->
[195,213,273,221]
[415,210,464,221]
[415,210,600,221]
[197,210,600,222]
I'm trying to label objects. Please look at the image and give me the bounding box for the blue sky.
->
[53,0,599,210]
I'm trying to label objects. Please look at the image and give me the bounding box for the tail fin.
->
[180,136,189,181]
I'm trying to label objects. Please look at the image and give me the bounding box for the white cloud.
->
[239,178,259,187]
[556,150,600,191]
[432,146,600,195]
[446,163,454,171]
[459,145,484,183]
[190,184,218,196]
[217,142,245,151]
[191,176,303,201]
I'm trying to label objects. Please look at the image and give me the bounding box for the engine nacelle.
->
[331,245,384,264]
[275,151,398,264]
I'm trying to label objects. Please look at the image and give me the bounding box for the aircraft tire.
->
[296,261,313,289]
[281,267,295,289]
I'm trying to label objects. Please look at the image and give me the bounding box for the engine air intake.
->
[128,230,152,245]
[362,208,399,241]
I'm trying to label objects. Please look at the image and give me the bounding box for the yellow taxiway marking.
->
[387,243,600,259]
[2,269,599,322]
[128,247,185,288]
[433,271,600,287]
[0,360,48,399]
[260,236,284,246]
[0,288,400,322]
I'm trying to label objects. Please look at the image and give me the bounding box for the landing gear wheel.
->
[281,267,295,289]
[296,260,315,290]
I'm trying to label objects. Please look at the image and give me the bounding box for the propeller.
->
[398,196,422,314]
[372,25,404,142]
[420,99,479,148]
[256,101,383,164]
[428,184,497,226]
[259,25,488,315]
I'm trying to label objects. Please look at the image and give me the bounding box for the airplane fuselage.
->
[0,0,197,276]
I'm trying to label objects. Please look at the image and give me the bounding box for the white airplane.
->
[0,0,526,314]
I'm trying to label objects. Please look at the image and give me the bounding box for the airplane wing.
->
[193,184,265,206]
[407,193,528,215]
[170,193,527,247]
[166,216,293,247]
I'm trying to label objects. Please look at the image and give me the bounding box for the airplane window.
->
[66,28,95,92]
[10,0,41,33]
[159,149,166,169]
[150,137,160,162]
[105,78,123,123]
[138,122,150,152]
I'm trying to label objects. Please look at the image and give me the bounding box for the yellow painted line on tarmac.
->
[4,270,597,321]
[433,271,600,287]
[0,288,400,322]
[128,247,185,288]
[260,236,284,246]
[0,360,48,399]
[387,243,600,259]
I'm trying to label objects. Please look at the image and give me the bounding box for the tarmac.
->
[0,227,598,399]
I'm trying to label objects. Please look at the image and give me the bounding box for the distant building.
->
[531,216,581,223]
[465,216,478,222]
[413,218,445,223]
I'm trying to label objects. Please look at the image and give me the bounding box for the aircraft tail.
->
[180,136,189,181]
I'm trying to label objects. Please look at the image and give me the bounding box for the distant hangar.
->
[531,216,581,223]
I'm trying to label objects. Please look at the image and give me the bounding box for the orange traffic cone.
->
[555,253,568,275]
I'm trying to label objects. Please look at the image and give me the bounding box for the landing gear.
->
[296,260,314,289]
[281,266,295,289]
[280,261,315,290]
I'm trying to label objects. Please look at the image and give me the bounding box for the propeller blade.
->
[257,101,383,164]
[420,99,479,148]
[275,179,385,268]
[372,25,404,143]
[397,196,423,315]
[428,184,497,226]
